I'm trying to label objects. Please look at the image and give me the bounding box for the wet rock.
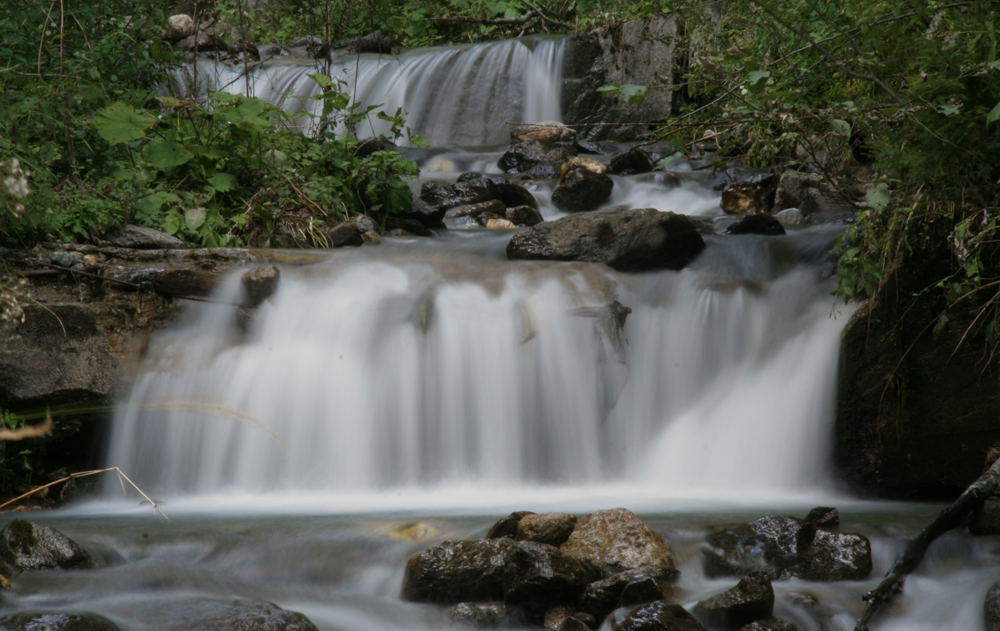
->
[613,601,706,631]
[105,224,186,249]
[702,512,871,581]
[403,198,447,228]
[0,520,92,575]
[327,221,364,248]
[574,138,605,154]
[486,218,516,229]
[503,542,599,607]
[490,177,539,210]
[451,602,507,628]
[507,205,544,227]
[499,140,576,174]
[0,304,119,409]
[507,208,705,273]
[421,178,500,210]
[385,217,434,237]
[720,173,779,215]
[739,619,797,631]
[609,148,654,176]
[552,169,614,212]
[362,231,380,245]
[561,508,675,578]
[402,539,517,603]
[773,171,853,222]
[448,200,507,219]
[512,122,577,144]
[241,265,280,307]
[517,513,577,547]
[773,208,803,227]
[577,566,679,622]
[970,497,1000,535]
[488,512,536,540]
[985,581,1000,631]
[544,607,592,631]
[225,40,260,65]
[0,612,120,631]
[561,157,607,176]
[114,598,317,631]
[520,164,561,179]
[166,14,196,40]
[726,214,786,236]
[693,572,774,629]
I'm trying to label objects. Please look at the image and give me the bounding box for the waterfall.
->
[106,224,849,502]
[175,38,565,145]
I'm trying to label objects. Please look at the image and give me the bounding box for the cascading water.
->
[6,34,995,631]
[176,37,565,145]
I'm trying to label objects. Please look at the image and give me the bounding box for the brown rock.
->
[517,513,577,547]
[560,508,675,577]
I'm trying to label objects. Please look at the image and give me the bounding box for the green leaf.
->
[381,178,413,215]
[746,70,771,94]
[865,183,891,212]
[185,206,207,230]
[987,100,1000,125]
[138,191,179,216]
[207,172,237,193]
[597,83,647,105]
[146,140,194,168]
[94,102,157,145]
[309,73,331,87]
[831,119,852,137]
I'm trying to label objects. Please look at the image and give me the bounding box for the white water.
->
[176,38,564,145]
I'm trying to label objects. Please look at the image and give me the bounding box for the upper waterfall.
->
[175,38,565,145]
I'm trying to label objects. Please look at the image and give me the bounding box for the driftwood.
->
[854,453,1000,630]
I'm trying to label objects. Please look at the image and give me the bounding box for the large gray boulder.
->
[0,519,92,575]
[402,539,517,603]
[0,304,119,409]
[506,209,705,272]
[560,508,675,577]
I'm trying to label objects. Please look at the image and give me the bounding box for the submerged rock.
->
[0,612,120,631]
[114,598,317,631]
[561,508,675,577]
[693,572,774,629]
[506,208,705,272]
[0,519,92,575]
[402,539,517,603]
[702,511,871,581]
[613,601,706,631]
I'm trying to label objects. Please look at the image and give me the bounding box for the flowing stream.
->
[3,36,998,631]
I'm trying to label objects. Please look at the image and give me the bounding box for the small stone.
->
[362,231,380,245]
[241,265,280,307]
[486,218,517,229]
[488,512,536,539]
[506,205,544,227]
[773,208,803,226]
[511,121,576,144]
[327,221,364,248]
[560,156,606,177]
[447,200,507,219]
[166,14,196,40]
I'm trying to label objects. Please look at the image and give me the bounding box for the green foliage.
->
[597,83,649,105]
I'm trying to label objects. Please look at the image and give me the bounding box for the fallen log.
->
[854,451,1000,630]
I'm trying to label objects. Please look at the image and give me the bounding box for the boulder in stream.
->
[506,208,705,272]
[552,168,613,212]
[613,601,706,631]
[506,205,544,227]
[702,510,871,581]
[499,140,577,174]
[503,542,599,607]
[693,571,774,629]
[560,508,675,577]
[0,612,120,631]
[402,539,517,603]
[577,565,679,623]
[0,519,92,575]
[608,148,654,176]
[516,513,577,547]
